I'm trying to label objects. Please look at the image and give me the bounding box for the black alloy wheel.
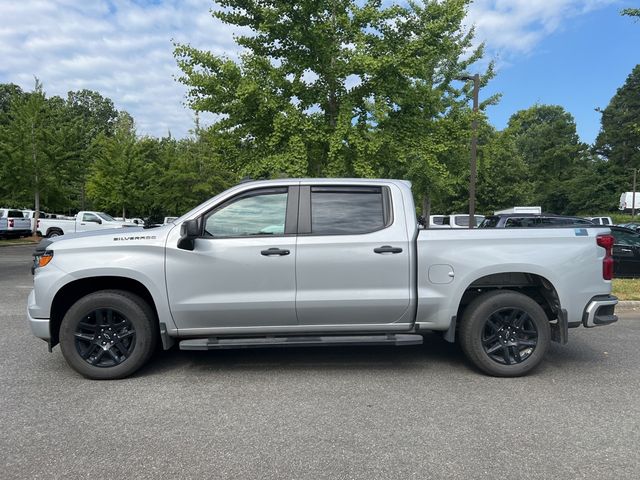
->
[74,308,136,367]
[59,290,157,379]
[480,308,538,365]
[459,290,551,377]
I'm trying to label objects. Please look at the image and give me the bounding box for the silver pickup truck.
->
[27,179,618,379]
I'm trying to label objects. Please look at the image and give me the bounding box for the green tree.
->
[0,80,71,224]
[175,0,493,212]
[505,105,587,213]
[563,156,620,213]
[621,8,640,18]
[65,90,120,210]
[87,113,156,218]
[150,128,233,217]
[0,83,24,120]
[594,64,640,198]
[470,128,532,214]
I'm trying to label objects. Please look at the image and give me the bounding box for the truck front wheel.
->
[59,290,157,380]
[459,290,550,377]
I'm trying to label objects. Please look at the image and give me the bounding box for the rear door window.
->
[310,186,388,235]
[614,230,640,246]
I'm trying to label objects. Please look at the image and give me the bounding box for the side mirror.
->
[178,219,200,251]
[96,219,102,224]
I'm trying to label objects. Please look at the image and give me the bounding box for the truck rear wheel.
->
[459,290,550,377]
[59,290,157,380]
[46,228,63,238]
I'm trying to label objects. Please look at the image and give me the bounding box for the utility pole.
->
[458,74,480,228]
[632,168,638,217]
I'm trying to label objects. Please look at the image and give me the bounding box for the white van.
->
[619,192,640,212]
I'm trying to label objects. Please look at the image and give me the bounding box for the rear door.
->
[295,184,412,326]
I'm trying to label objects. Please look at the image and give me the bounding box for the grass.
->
[0,237,39,247]
[612,279,640,301]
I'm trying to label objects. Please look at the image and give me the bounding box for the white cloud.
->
[0,0,620,138]
[467,0,619,55]
[0,0,240,138]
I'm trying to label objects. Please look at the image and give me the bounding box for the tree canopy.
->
[0,4,638,221]
[175,0,494,213]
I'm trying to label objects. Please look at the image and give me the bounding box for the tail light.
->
[9,219,14,228]
[597,234,614,280]
[37,219,40,227]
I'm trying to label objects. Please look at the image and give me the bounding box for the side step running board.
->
[179,334,423,351]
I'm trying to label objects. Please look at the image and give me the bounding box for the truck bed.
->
[415,227,612,330]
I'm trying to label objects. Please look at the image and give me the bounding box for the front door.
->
[166,186,299,331]
[80,212,103,231]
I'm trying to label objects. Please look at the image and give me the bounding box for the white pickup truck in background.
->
[37,211,138,237]
[0,208,32,238]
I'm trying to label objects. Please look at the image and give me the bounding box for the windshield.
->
[478,217,499,228]
[97,212,116,222]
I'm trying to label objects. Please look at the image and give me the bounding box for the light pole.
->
[458,74,480,228]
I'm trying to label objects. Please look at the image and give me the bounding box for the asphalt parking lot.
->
[1,244,640,479]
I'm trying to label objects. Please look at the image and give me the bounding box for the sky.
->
[0,0,638,144]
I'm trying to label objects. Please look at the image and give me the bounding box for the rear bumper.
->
[583,295,618,328]
[27,289,50,340]
[4,229,32,237]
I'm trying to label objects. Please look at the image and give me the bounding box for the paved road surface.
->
[1,245,639,479]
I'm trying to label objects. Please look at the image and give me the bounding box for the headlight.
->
[32,250,54,274]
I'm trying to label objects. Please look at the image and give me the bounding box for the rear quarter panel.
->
[416,227,612,329]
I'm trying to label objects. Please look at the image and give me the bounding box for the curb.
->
[617,301,640,312]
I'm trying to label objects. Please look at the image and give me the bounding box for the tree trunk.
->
[31,119,40,240]
[422,194,431,229]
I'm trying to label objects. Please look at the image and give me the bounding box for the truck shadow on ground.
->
[138,332,468,377]
[133,332,608,379]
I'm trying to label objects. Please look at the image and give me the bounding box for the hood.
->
[34,226,164,253]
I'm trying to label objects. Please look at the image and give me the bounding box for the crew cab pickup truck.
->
[0,208,32,238]
[27,179,618,379]
[37,211,137,237]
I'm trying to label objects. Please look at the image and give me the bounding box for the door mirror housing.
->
[178,219,200,250]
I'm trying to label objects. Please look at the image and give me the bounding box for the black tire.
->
[459,290,551,377]
[59,290,157,380]
[47,229,62,238]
